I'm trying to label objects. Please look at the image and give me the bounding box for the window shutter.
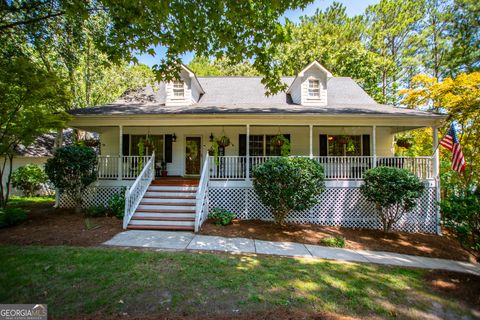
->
[319,134,328,156]
[239,134,246,156]
[122,134,129,155]
[165,134,173,163]
[362,135,370,156]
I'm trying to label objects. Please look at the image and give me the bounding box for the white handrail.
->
[123,153,155,229]
[194,153,210,232]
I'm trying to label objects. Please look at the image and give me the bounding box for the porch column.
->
[433,126,441,235]
[309,125,313,159]
[246,124,250,181]
[372,125,377,167]
[118,125,123,180]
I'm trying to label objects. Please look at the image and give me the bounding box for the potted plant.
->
[269,134,291,156]
[83,139,100,147]
[270,134,286,147]
[161,161,168,177]
[337,135,350,145]
[396,136,413,149]
[217,135,230,147]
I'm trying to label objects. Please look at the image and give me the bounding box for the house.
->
[66,61,445,233]
[1,130,74,196]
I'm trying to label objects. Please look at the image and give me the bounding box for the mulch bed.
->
[200,219,478,262]
[0,201,122,247]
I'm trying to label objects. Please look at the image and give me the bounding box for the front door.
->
[185,136,202,175]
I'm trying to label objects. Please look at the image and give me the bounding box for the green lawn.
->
[7,196,55,207]
[0,245,474,319]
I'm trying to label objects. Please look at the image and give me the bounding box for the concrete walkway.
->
[104,230,480,275]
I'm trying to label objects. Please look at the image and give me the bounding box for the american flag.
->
[439,124,466,173]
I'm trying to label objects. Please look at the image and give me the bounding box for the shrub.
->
[208,208,236,226]
[0,207,27,228]
[252,157,325,225]
[109,188,126,219]
[45,145,97,213]
[319,236,346,248]
[11,164,48,197]
[85,205,108,218]
[360,166,425,233]
[441,191,480,252]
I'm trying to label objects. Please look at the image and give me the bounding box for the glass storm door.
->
[185,136,202,175]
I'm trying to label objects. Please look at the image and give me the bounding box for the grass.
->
[319,236,346,248]
[0,245,474,319]
[7,196,55,207]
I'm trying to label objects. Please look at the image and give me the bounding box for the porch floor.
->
[151,177,200,186]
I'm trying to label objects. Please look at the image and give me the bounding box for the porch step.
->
[128,179,198,231]
[147,186,198,192]
[127,225,194,231]
[134,212,196,219]
[128,219,195,227]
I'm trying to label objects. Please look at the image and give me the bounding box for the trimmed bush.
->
[252,157,325,225]
[208,208,236,226]
[86,205,109,218]
[11,164,48,197]
[360,166,425,233]
[45,145,97,213]
[109,188,126,219]
[0,207,27,228]
[441,191,480,252]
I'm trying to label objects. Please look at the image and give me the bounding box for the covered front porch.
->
[87,123,439,182]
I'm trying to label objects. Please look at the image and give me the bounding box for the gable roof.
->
[69,76,444,119]
[286,61,333,94]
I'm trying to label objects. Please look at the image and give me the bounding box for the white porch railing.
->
[98,155,152,180]
[208,155,434,180]
[123,153,155,229]
[194,154,210,232]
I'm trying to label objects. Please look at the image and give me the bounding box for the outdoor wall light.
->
[172,133,177,142]
[209,133,214,142]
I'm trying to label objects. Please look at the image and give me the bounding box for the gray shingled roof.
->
[69,77,444,118]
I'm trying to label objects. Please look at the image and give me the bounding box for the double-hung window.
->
[308,79,320,98]
[172,81,184,98]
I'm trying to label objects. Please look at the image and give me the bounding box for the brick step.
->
[128,219,194,227]
[133,212,196,219]
[131,216,195,221]
[142,195,196,200]
[135,208,195,213]
[137,202,195,212]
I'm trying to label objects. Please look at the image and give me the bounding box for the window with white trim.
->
[308,79,320,98]
[328,135,361,156]
[172,80,184,98]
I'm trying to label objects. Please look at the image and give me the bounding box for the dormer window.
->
[172,80,184,98]
[308,79,320,98]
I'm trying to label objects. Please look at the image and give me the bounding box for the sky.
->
[135,0,379,67]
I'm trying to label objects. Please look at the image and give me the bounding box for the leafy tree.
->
[11,164,48,197]
[0,50,70,208]
[364,0,424,105]
[400,72,480,190]
[252,157,325,225]
[276,3,383,100]
[45,145,97,213]
[360,167,425,232]
[441,190,480,252]
[188,56,259,76]
[1,0,312,95]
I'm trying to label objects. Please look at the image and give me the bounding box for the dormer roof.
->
[286,61,333,94]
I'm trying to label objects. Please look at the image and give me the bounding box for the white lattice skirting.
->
[208,187,438,234]
[58,186,126,208]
